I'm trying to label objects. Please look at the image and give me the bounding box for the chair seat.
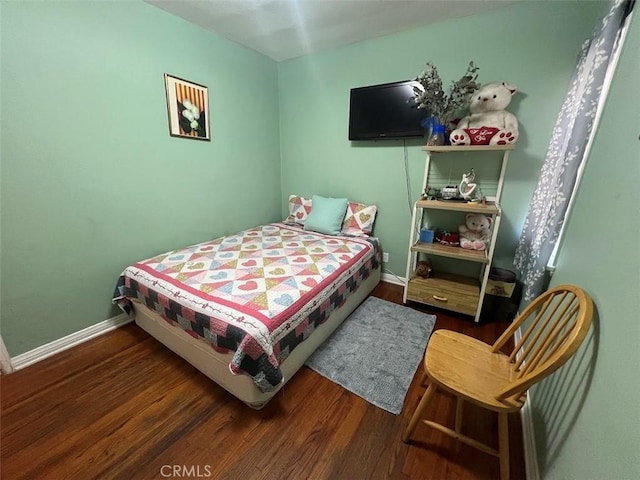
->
[425,330,524,412]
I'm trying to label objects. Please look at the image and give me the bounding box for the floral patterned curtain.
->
[513,0,634,301]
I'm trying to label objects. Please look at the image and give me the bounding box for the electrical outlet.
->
[382,252,389,263]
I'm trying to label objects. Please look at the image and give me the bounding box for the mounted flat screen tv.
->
[348,80,426,140]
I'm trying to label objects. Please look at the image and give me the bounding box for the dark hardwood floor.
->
[1,282,525,479]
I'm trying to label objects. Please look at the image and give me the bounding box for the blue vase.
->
[427,124,446,146]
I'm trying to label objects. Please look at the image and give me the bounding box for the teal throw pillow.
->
[304,195,349,235]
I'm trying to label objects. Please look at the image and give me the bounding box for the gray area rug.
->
[305,296,436,414]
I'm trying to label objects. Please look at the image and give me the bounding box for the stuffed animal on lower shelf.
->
[414,260,432,278]
[449,82,519,146]
[458,213,492,250]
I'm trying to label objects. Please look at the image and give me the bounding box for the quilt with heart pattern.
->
[113,222,379,391]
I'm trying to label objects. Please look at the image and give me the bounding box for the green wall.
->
[2,0,638,476]
[533,10,640,479]
[278,1,607,277]
[0,1,281,355]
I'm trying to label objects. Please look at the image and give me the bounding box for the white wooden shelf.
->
[415,199,500,215]
[423,145,515,153]
[403,144,514,322]
[411,242,490,263]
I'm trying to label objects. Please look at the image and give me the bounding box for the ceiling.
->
[147,0,517,62]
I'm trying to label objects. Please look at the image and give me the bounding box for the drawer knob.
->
[433,295,448,302]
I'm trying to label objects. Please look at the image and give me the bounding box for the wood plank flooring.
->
[1,282,525,479]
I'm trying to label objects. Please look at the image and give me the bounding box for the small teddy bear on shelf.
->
[458,213,492,251]
[450,82,519,146]
[414,260,432,278]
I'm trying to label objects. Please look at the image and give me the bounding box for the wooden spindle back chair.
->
[402,284,593,480]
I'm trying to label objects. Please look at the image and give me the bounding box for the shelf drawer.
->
[406,273,479,316]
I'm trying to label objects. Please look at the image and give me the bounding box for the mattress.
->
[113,222,381,399]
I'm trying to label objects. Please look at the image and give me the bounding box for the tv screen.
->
[348,80,426,140]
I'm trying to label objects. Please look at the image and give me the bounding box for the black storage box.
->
[480,268,522,322]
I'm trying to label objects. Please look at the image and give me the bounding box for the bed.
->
[113,196,380,408]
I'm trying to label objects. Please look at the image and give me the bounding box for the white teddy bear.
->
[450,82,519,146]
[458,213,492,251]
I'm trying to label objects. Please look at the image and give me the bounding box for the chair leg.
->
[498,412,510,480]
[419,369,428,386]
[455,397,463,433]
[402,383,437,442]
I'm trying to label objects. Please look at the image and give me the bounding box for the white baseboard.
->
[10,313,132,371]
[521,392,540,480]
[381,271,406,286]
[0,335,14,374]
[514,326,540,480]
[4,274,403,371]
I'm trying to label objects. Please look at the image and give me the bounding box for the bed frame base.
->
[132,266,381,408]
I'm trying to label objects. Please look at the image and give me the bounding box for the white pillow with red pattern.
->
[285,195,313,225]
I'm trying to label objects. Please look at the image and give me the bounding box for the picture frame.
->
[164,74,210,141]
